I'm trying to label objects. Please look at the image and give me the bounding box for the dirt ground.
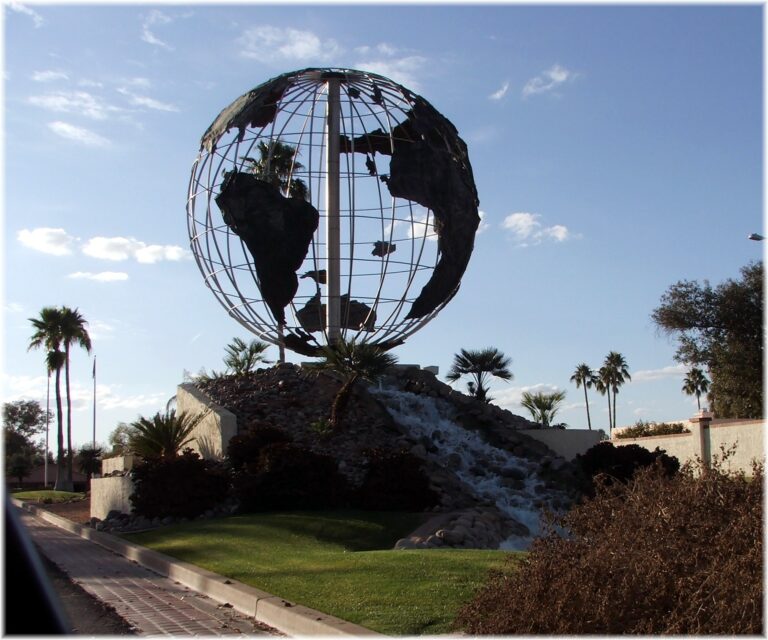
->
[38,496,92,524]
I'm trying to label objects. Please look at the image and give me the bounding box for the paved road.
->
[15,507,280,636]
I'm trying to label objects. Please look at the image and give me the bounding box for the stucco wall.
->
[91,475,134,519]
[175,383,237,460]
[521,429,604,461]
[101,455,136,475]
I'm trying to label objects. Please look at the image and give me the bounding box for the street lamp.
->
[748,233,764,241]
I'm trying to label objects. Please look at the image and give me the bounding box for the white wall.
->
[176,383,237,460]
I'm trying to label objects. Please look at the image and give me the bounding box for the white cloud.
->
[48,121,110,147]
[477,211,490,234]
[29,91,120,120]
[5,302,24,313]
[238,26,342,63]
[99,388,168,411]
[490,383,563,412]
[32,70,69,82]
[81,236,189,263]
[68,271,129,282]
[523,64,575,98]
[117,88,179,112]
[7,2,43,27]
[489,81,510,101]
[633,364,687,383]
[354,55,426,91]
[86,319,116,341]
[141,9,174,50]
[502,212,575,246]
[17,227,77,255]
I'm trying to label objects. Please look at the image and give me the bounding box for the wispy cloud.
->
[489,81,510,101]
[238,26,342,64]
[29,91,121,120]
[488,383,563,412]
[523,64,575,98]
[477,211,490,234]
[68,271,129,282]
[633,364,687,383]
[17,227,78,255]
[117,87,179,112]
[5,302,25,313]
[354,44,427,90]
[141,9,174,50]
[48,121,110,147]
[32,70,69,82]
[81,236,189,263]
[7,2,43,27]
[502,212,577,247]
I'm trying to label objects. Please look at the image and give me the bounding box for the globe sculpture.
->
[187,68,480,357]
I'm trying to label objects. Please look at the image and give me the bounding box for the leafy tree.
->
[314,339,398,430]
[28,308,68,490]
[603,352,631,430]
[570,364,596,430]
[3,401,46,477]
[244,140,309,200]
[107,422,137,456]
[682,366,710,411]
[446,347,513,403]
[652,262,763,418]
[223,337,272,376]
[520,390,567,427]
[8,453,34,484]
[128,410,207,461]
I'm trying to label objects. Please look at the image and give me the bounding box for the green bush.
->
[576,441,679,496]
[354,448,438,511]
[226,426,292,469]
[615,419,690,439]
[455,459,763,634]
[130,449,229,519]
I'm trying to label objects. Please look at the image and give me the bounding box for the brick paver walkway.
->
[16,507,280,636]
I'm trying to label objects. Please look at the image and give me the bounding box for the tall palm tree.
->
[595,367,613,434]
[520,390,567,427]
[314,339,398,430]
[28,307,67,489]
[682,366,710,410]
[570,363,596,430]
[603,351,631,431]
[244,140,309,200]
[446,347,513,404]
[223,337,272,376]
[59,307,92,487]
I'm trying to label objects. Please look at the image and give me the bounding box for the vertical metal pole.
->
[325,77,341,345]
[45,371,50,488]
[92,356,96,448]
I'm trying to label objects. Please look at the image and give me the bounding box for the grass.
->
[126,510,513,635]
[12,490,85,503]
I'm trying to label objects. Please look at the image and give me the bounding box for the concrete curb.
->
[13,499,381,636]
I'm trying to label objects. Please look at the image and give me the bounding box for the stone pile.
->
[90,499,239,533]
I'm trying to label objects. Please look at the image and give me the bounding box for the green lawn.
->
[12,490,85,503]
[127,510,514,635]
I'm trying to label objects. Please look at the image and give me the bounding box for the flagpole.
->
[45,370,50,488]
[92,356,96,448]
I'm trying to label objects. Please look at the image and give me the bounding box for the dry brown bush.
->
[455,455,763,634]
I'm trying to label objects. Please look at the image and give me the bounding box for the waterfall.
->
[373,386,564,550]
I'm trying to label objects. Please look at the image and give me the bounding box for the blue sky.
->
[3,3,764,449]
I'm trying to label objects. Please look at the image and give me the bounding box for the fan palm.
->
[128,409,207,461]
[570,363,596,430]
[446,347,513,404]
[77,444,103,485]
[603,351,631,430]
[682,366,710,410]
[223,337,272,376]
[244,140,308,200]
[520,390,567,427]
[28,308,68,489]
[59,307,92,487]
[314,339,398,431]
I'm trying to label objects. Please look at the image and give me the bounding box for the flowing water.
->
[374,385,564,550]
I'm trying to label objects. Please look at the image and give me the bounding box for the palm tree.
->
[77,444,103,487]
[128,409,207,461]
[244,140,308,200]
[29,308,68,490]
[59,307,92,487]
[446,347,513,404]
[595,367,613,434]
[570,363,596,430]
[520,390,567,427]
[682,366,710,410]
[314,339,398,431]
[223,337,272,376]
[603,351,631,431]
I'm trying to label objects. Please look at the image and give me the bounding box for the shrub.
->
[615,419,690,439]
[232,442,348,512]
[130,449,229,519]
[576,441,679,496]
[226,426,292,469]
[354,448,438,511]
[454,459,763,634]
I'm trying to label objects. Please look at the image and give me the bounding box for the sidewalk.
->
[15,505,280,636]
